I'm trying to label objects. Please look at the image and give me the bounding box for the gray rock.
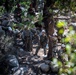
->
[50,63,59,72]
[40,63,50,72]
[45,60,51,65]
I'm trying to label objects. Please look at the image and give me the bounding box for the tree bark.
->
[43,0,55,59]
[47,17,54,59]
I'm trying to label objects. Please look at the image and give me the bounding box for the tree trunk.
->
[43,0,55,59]
[47,17,54,59]
[5,0,8,12]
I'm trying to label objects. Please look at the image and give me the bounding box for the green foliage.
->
[0,6,5,15]
[20,1,31,8]
[57,20,67,28]
[56,20,76,74]
[70,1,76,11]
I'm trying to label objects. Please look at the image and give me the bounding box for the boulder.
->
[45,60,51,65]
[50,62,59,72]
[40,63,50,72]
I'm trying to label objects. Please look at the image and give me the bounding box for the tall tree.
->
[43,0,76,59]
[43,0,56,59]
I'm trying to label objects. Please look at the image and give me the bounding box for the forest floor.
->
[16,44,60,75]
